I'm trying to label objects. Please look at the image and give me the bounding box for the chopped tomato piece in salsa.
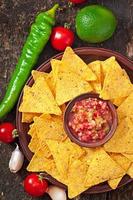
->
[68,98,112,142]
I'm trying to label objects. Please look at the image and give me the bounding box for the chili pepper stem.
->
[46,4,59,18]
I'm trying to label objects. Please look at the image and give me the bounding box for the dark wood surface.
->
[0,0,133,200]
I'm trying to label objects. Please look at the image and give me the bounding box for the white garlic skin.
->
[9,144,24,173]
[47,185,67,200]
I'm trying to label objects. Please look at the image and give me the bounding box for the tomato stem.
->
[64,22,71,29]
[12,129,18,138]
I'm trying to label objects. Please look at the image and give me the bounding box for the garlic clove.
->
[9,144,24,173]
[47,185,67,200]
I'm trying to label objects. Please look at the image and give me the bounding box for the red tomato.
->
[0,122,16,143]
[69,0,86,4]
[50,26,74,51]
[24,173,48,197]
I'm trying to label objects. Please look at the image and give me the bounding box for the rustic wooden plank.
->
[0,0,133,200]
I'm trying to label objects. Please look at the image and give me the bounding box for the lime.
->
[75,5,117,43]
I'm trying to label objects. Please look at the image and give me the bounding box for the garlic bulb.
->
[9,144,24,173]
[47,185,67,200]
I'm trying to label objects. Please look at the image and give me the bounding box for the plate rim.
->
[16,47,133,194]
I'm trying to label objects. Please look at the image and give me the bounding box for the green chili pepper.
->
[0,4,59,119]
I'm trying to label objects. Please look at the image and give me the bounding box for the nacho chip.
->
[46,138,84,179]
[51,59,61,86]
[22,112,41,123]
[104,117,133,153]
[127,164,133,178]
[111,97,126,107]
[28,132,40,153]
[46,140,70,179]
[81,148,96,166]
[122,153,133,162]
[19,77,61,115]
[34,114,67,142]
[32,70,48,80]
[55,71,92,105]
[100,64,132,99]
[32,70,55,96]
[67,160,87,198]
[117,91,133,121]
[108,177,122,189]
[88,60,102,93]
[28,123,36,136]
[64,138,85,161]
[109,153,131,171]
[62,47,96,80]
[85,148,125,187]
[101,56,116,79]
[27,143,53,172]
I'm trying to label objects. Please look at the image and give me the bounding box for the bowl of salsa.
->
[64,93,118,147]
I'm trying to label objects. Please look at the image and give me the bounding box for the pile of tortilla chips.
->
[19,47,133,199]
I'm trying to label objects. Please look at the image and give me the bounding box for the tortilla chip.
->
[51,59,61,87]
[88,60,102,93]
[55,71,92,105]
[19,77,61,115]
[111,97,126,107]
[122,153,133,162]
[34,114,67,142]
[67,160,87,198]
[62,47,96,81]
[27,143,53,172]
[32,70,55,96]
[46,140,70,179]
[46,138,84,179]
[104,117,133,153]
[127,164,133,178]
[117,91,133,121]
[28,123,36,136]
[108,177,122,189]
[22,112,41,123]
[85,148,125,187]
[81,148,96,166]
[32,70,48,80]
[28,132,40,153]
[64,138,85,161]
[109,153,131,171]
[101,56,116,79]
[100,64,132,99]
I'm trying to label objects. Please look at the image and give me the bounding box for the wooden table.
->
[0,0,133,199]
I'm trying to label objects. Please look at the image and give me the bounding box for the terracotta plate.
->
[16,47,133,194]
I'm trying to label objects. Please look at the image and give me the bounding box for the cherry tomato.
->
[69,0,86,4]
[0,122,16,143]
[24,173,48,197]
[50,26,74,51]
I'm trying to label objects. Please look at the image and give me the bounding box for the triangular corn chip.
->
[67,160,87,198]
[34,114,67,142]
[104,117,133,153]
[62,47,96,81]
[19,77,61,115]
[109,153,131,171]
[22,112,41,123]
[100,64,132,99]
[110,97,126,107]
[85,148,125,187]
[117,91,133,121]
[46,140,70,179]
[127,164,133,178]
[55,71,92,105]
[32,70,55,95]
[122,153,133,162]
[108,177,122,189]
[88,60,102,93]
